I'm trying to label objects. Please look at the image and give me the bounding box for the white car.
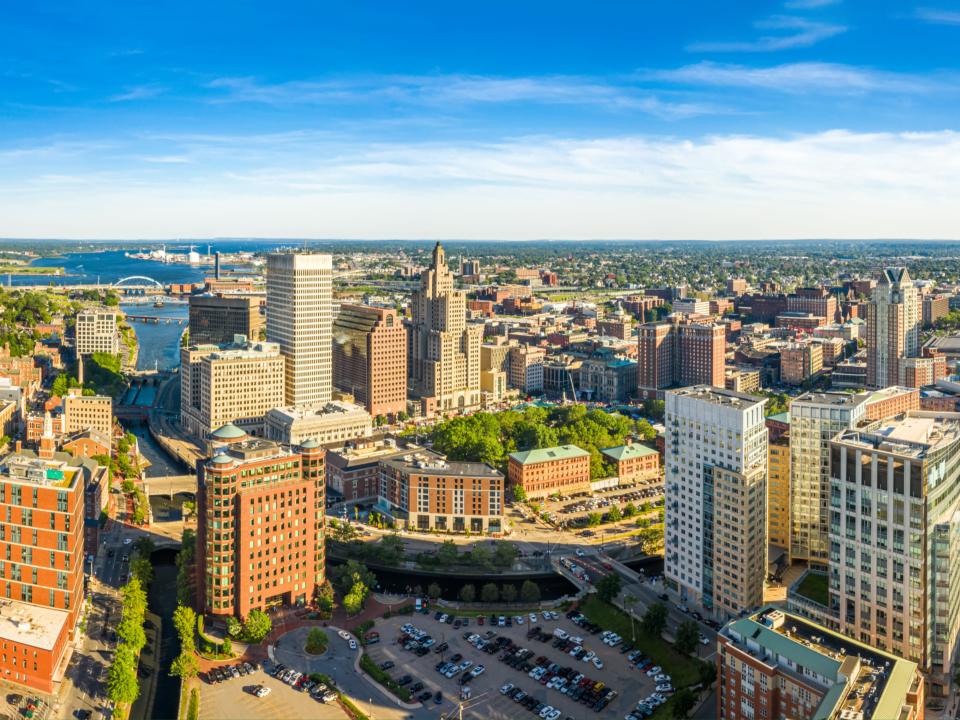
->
[654,674,671,683]
[699,635,710,646]
[529,613,538,623]
[656,684,675,693]
[547,711,561,720]
[646,666,662,677]
[440,614,449,623]
[542,611,552,621]
[500,683,515,695]
[470,665,485,678]
[592,657,604,669]
[459,660,473,671]
[254,685,271,698]
[575,549,585,557]
[582,651,595,662]
[569,645,582,657]
[515,615,524,625]
[349,639,357,650]
[538,706,555,719]
[338,630,350,640]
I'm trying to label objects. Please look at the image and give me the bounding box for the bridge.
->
[112,276,165,290]
[125,315,186,325]
[145,474,197,498]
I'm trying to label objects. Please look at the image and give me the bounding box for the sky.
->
[2,0,960,240]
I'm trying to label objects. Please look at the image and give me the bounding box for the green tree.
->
[492,542,517,568]
[118,614,146,651]
[377,534,405,565]
[173,605,196,650]
[459,584,476,603]
[427,582,442,600]
[595,573,622,603]
[586,512,602,528]
[130,557,153,587]
[635,419,656,441]
[306,627,328,654]
[481,583,500,603]
[607,505,622,522]
[622,502,638,518]
[671,688,697,719]
[500,584,517,602]
[520,580,540,604]
[698,659,717,686]
[241,609,272,643]
[642,399,665,421]
[107,644,140,705]
[675,620,700,655]
[469,544,493,569]
[343,581,367,615]
[170,649,199,680]
[642,602,668,637]
[121,577,147,617]
[436,540,459,566]
[512,485,527,503]
[221,635,232,656]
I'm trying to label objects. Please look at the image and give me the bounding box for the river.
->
[120,302,189,372]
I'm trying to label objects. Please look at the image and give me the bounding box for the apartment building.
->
[266,252,333,407]
[507,345,545,394]
[74,310,119,355]
[196,438,325,618]
[829,412,960,693]
[597,316,632,340]
[867,267,920,388]
[180,340,285,439]
[378,451,504,534]
[673,298,711,316]
[664,386,767,620]
[62,391,112,438]
[408,243,483,416]
[786,287,838,321]
[718,607,924,720]
[900,350,947,388]
[332,304,407,419]
[188,293,263,345]
[265,400,372,447]
[922,294,949,328]
[637,319,725,400]
[601,443,660,483]
[507,445,591,499]
[789,392,869,566]
[325,439,418,503]
[0,452,85,693]
[864,386,920,421]
[779,341,824,386]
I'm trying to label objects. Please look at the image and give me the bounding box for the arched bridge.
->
[112,276,165,290]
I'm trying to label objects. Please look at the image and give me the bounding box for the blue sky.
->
[2,0,960,239]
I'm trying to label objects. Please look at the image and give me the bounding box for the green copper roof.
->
[210,422,246,439]
[509,445,589,465]
[767,411,790,425]
[602,444,658,461]
[726,616,841,679]
[210,454,233,465]
[300,438,320,449]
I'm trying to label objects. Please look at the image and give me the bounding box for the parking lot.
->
[366,609,660,719]
[199,661,347,720]
[537,482,664,525]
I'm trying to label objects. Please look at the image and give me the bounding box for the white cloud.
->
[915,7,960,25]
[109,85,164,102]
[646,62,934,94]
[1,130,960,240]
[785,0,841,8]
[688,15,846,52]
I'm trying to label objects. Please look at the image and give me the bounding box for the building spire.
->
[432,241,445,270]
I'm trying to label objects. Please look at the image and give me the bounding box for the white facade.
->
[665,386,767,619]
[266,253,333,407]
[75,311,119,355]
[265,400,372,446]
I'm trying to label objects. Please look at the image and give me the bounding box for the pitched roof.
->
[509,445,589,465]
[601,444,658,461]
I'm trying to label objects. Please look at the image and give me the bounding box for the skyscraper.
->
[266,253,333,407]
[637,319,725,399]
[407,242,482,415]
[332,304,407,420]
[664,386,768,620]
[867,267,920,388]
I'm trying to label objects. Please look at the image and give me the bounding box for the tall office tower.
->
[74,309,119,355]
[829,413,960,694]
[665,386,768,620]
[637,319,725,399]
[407,242,482,415]
[331,304,407,420]
[196,438,325,618]
[188,293,263,345]
[0,453,85,693]
[266,253,333,407]
[867,267,920,388]
[767,429,791,561]
[789,392,868,566]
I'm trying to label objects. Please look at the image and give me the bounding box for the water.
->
[143,551,182,720]
[23,249,210,286]
[121,303,189,371]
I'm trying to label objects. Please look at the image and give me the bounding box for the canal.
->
[120,302,189,372]
[144,550,181,720]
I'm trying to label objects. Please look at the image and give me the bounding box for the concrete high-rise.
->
[332,304,407,420]
[665,386,767,621]
[830,412,960,694]
[407,242,482,415]
[867,267,920,388]
[637,319,725,399]
[788,392,868,566]
[188,293,263,345]
[266,253,333,407]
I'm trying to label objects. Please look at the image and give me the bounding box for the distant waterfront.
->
[121,303,188,371]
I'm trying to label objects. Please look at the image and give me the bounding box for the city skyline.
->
[3,2,960,239]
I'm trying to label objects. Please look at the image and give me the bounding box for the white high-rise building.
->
[665,386,768,621]
[266,253,333,407]
[867,267,920,388]
[789,392,869,565]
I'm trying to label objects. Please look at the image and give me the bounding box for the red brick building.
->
[600,443,659,483]
[637,319,725,399]
[0,452,85,693]
[507,445,591,499]
[197,438,325,618]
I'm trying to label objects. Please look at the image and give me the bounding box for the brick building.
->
[786,287,837,321]
[507,445,591,499]
[779,341,824,385]
[197,438,325,618]
[600,443,659,483]
[637,319,725,399]
[922,294,950,328]
[325,439,415,503]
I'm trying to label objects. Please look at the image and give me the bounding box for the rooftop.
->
[667,385,766,410]
[767,411,790,425]
[835,411,960,460]
[601,443,658,461]
[723,606,919,720]
[267,400,371,422]
[0,599,69,651]
[793,391,869,408]
[0,454,82,489]
[382,451,503,479]
[509,445,590,465]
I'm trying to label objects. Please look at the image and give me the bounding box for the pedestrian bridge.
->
[145,475,197,497]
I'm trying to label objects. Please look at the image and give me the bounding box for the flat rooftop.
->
[382,452,503,479]
[0,455,81,490]
[836,411,960,459]
[267,401,370,422]
[0,599,69,651]
[793,391,869,407]
[668,385,766,410]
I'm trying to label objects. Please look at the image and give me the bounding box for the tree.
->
[468,544,493,569]
[642,399,665,421]
[377,534,405,566]
[436,540,459,566]
[306,627,328,654]
[107,644,140,705]
[642,602,668,637]
[221,636,232,657]
[427,583,442,600]
[121,577,147,617]
[622,502,638,518]
[481,583,499,603]
[635,419,657,441]
[595,573,622,603]
[492,541,517,568]
[520,580,540,604]
[173,605,196,648]
[698,659,717,686]
[500,584,517,602]
[675,620,700,655]
[242,609,272,643]
[130,557,153,587]
[330,559,376,595]
[170,649,199,680]
[607,505,622,523]
[343,582,366,615]
[512,485,527,503]
[586,512,602,528]
[459,584,476,603]
[118,614,146,651]
[671,688,697,719]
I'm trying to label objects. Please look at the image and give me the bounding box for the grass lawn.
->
[578,596,705,718]
[795,571,830,606]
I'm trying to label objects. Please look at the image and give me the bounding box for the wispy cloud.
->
[785,0,841,8]
[109,85,164,102]
[688,15,846,52]
[915,7,960,25]
[204,74,722,119]
[646,62,936,94]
